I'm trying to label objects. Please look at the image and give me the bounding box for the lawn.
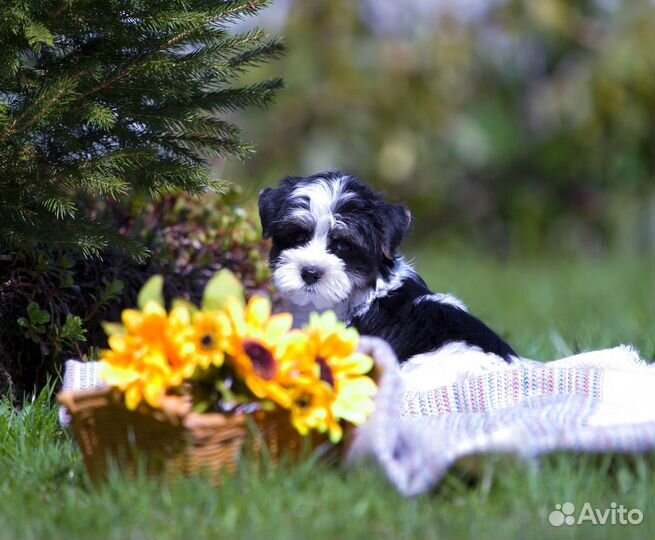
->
[1,251,653,540]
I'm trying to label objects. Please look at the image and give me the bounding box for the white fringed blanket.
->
[59,338,655,496]
[350,338,655,496]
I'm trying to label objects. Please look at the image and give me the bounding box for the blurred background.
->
[224,0,654,257]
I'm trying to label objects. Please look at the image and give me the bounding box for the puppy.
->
[258,170,519,385]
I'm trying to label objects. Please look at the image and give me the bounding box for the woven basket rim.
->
[57,387,248,429]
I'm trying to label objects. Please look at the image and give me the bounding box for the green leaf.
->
[202,269,244,311]
[192,401,210,413]
[137,275,165,309]
[106,279,124,297]
[57,255,74,269]
[26,302,50,325]
[58,315,87,342]
[59,271,74,289]
[215,379,238,406]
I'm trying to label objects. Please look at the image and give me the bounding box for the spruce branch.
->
[0,0,283,259]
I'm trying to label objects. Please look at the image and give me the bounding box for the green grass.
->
[1,252,653,540]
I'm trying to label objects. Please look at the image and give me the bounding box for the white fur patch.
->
[414,293,468,312]
[272,174,355,313]
[400,341,515,390]
[273,240,352,310]
[349,257,416,320]
[290,175,352,232]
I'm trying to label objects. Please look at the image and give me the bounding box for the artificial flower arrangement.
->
[97,270,378,445]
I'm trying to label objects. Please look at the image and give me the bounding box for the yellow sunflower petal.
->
[338,376,378,397]
[330,352,374,375]
[99,363,140,388]
[106,334,128,354]
[225,296,246,335]
[246,295,272,328]
[121,309,143,333]
[327,419,343,443]
[143,378,164,408]
[291,415,310,436]
[175,339,196,359]
[142,300,167,317]
[308,310,338,331]
[312,325,358,359]
[332,386,376,424]
[276,330,311,358]
[210,351,225,368]
[244,374,268,399]
[142,349,168,369]
[169,305,191,326]
[263,313,293,342]
[245,375,292,408]
[207,310,232,336]
[332,399,374,425]
[124,384,142,410]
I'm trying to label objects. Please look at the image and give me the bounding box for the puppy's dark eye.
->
[332,239,353,254]
[278,228,310,247]
[291,230,310,244]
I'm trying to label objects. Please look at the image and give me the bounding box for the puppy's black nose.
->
[301,266,323,285]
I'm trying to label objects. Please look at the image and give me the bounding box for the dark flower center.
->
[244,340,277,380]
[295,394,311,409]
[200,334,214,349]
[317,357,334,388]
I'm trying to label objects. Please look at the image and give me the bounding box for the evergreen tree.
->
[0,0,283,259]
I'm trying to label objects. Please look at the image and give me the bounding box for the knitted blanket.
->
[350,338,655,496]
[59,338,655,496]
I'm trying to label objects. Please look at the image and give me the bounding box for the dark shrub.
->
[0,191,273,400]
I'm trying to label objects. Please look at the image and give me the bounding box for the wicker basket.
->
[57,337,391,483]
[57,387,303,484]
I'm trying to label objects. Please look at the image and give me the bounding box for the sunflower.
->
[100,301,202,410]
[166,306,231,372]
[192,310,232,369]
[120,300,168,346]
[224,295,312,408]
[299,311,378,442]
[100,341,172,410]
[164,304,202,383]
[100,301,171,375]
[287,378,337,440]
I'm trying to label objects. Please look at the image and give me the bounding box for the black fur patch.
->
[349,273,517,363]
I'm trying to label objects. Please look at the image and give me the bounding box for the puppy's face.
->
[258,172,411,310]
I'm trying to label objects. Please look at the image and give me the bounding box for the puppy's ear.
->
[258,187,282,239]
[381,203,412,260]
[259,176,305,237]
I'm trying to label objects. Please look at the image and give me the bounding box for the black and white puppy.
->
[258,171,519,386]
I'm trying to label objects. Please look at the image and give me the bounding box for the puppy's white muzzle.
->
[272,242,353,310]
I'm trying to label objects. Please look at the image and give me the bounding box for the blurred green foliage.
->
[227,0,654,255]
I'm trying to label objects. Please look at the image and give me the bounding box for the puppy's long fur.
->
[259,171,518,383]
